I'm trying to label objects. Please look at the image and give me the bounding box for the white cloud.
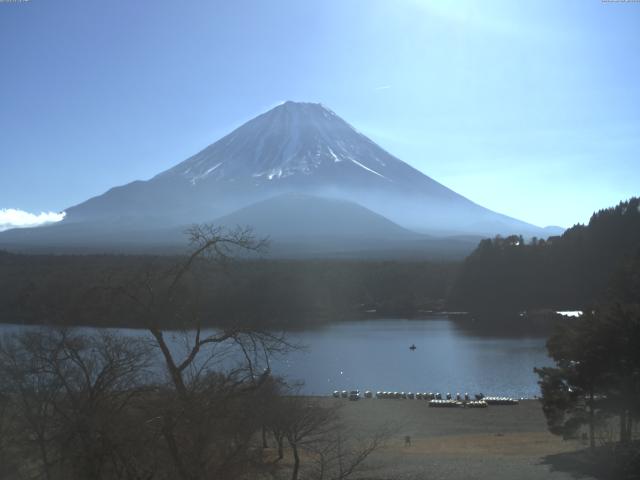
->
[0,209,66,232]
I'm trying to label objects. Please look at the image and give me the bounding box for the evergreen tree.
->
[536,304,640,446]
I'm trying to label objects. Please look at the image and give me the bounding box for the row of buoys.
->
[332,390,521,405]
[375,392,478,401]
[428,399,463,408]
[483,396,519,405]
[465,400,489,408]
[426,399,489,408]
[332,390,373,400]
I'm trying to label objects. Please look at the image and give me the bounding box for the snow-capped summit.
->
[156,101,400,185]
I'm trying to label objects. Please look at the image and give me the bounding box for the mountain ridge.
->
[0,101,559,256]
[61,101,545,235]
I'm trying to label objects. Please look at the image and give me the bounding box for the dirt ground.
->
[314,398,595,480]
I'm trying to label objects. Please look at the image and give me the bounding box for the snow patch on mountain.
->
[189,162,223,185]
[349,157,387,179]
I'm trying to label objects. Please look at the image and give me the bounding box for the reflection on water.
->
[0,318,551,397]
[271,318,551,397]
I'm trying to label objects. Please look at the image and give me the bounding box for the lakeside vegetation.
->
[0,252,457,329]
[449,197,640,315]
[0,198,638,333]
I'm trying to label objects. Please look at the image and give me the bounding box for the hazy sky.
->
[1,0,638,228]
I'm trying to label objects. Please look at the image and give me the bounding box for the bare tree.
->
[1,225,297,480]
[0,329,153,480]
[260,378,298,462]
[308,425,391,480]
[0,329,64,480]
[100,224,296,480]
[280,397,338,480]
[0,382,16,479]
[267,398,288,462]
[264,391,392,480]
[251,375,288,452]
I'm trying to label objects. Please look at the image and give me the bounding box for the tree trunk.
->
[276,435,284,461]
[291,443,300,480]
[162,413,193,480]
[38,440,52,480]
[262,425,268,449]
[588,390,595,449]
[150,329,188,398]
[620,410,629,443]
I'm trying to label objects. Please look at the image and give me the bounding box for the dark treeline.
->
[0,250,457,329]
[449,197,640,315]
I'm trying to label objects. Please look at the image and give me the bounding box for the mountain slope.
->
[61,101,545,236]
[0,101,555,255]
[212,193,419,240]
[208,193,480,259]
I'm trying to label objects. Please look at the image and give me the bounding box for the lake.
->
[273,318,550,397]
[0,318,551,398]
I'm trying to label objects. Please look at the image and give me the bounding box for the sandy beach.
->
[312,398,594,479]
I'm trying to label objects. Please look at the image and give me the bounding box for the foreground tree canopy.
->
[0,225,389,480]
[534,232,640,480]
[536,304,640,446]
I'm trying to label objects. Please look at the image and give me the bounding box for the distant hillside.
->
[448,197,640,314]
[212,193,419,240]
[206,193,473,258]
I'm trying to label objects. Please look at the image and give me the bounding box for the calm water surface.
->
[275,318,550,397]
[0,318,551,397]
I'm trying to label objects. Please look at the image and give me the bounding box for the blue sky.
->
[0,0,638,228]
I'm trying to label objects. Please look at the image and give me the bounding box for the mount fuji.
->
[0,101,558,257]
